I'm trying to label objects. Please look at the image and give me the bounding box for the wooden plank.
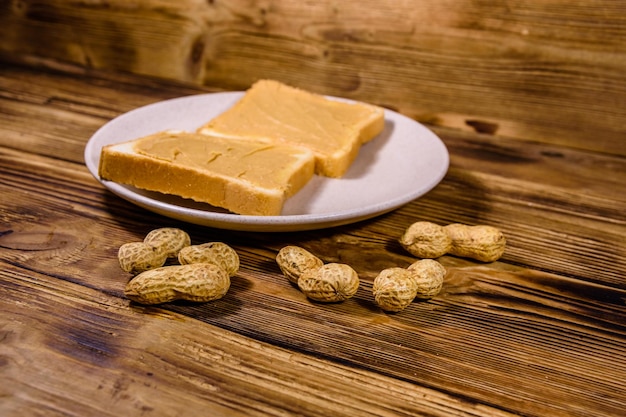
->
[1,0,625,155]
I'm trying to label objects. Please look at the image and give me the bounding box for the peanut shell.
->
[444,224,506,262]
[178,242,240,277]
[143,227,191,258]
[118,241,166,274]
[124,263,230,305]
[372,267,417,312]
[276,246,323,284]
[407,259,445,299]
[399,221,452,258]
[298,263,359,302]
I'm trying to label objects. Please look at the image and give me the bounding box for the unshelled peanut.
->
[372,267,417,312]
[400,221,506,262]
[118,241,167,274]
[143,227,191,258]
[399,221,452,258]
[124,263,230,305]
[178,242,240,277]
[373,260,446,312]
[407,259,446,299]
[298,263,359,302]
[443,223,506,262]
[276,246,323,284]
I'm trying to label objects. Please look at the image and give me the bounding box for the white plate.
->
[84,92,449,232]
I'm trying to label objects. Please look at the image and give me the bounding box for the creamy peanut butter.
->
[198,80,385,178]
[202,84,369,150]
[133,132,310,190]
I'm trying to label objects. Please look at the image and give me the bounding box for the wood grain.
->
[1,63,626,416]
[4,265,523,417]
[1,0,625,156]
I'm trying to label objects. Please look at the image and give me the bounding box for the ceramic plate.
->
[84,92,449,232]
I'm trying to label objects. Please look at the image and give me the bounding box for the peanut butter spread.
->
[133,132,311,190]
[201,80,381,154]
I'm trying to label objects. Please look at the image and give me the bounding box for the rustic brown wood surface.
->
[1,0,625,157]
[2,57,626,416]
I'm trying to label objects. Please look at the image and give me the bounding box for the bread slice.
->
[198,80,385,178]
[98,131,315,216]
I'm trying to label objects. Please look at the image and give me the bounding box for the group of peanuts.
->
[275,246,446,312]
[276,222,505,312]
[118,228,239,305]
[118,221,505,313]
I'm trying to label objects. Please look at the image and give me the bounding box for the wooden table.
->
[1,62,625,417]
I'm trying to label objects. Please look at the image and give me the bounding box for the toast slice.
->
[198,80,385,178]
[98,131,315,216]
